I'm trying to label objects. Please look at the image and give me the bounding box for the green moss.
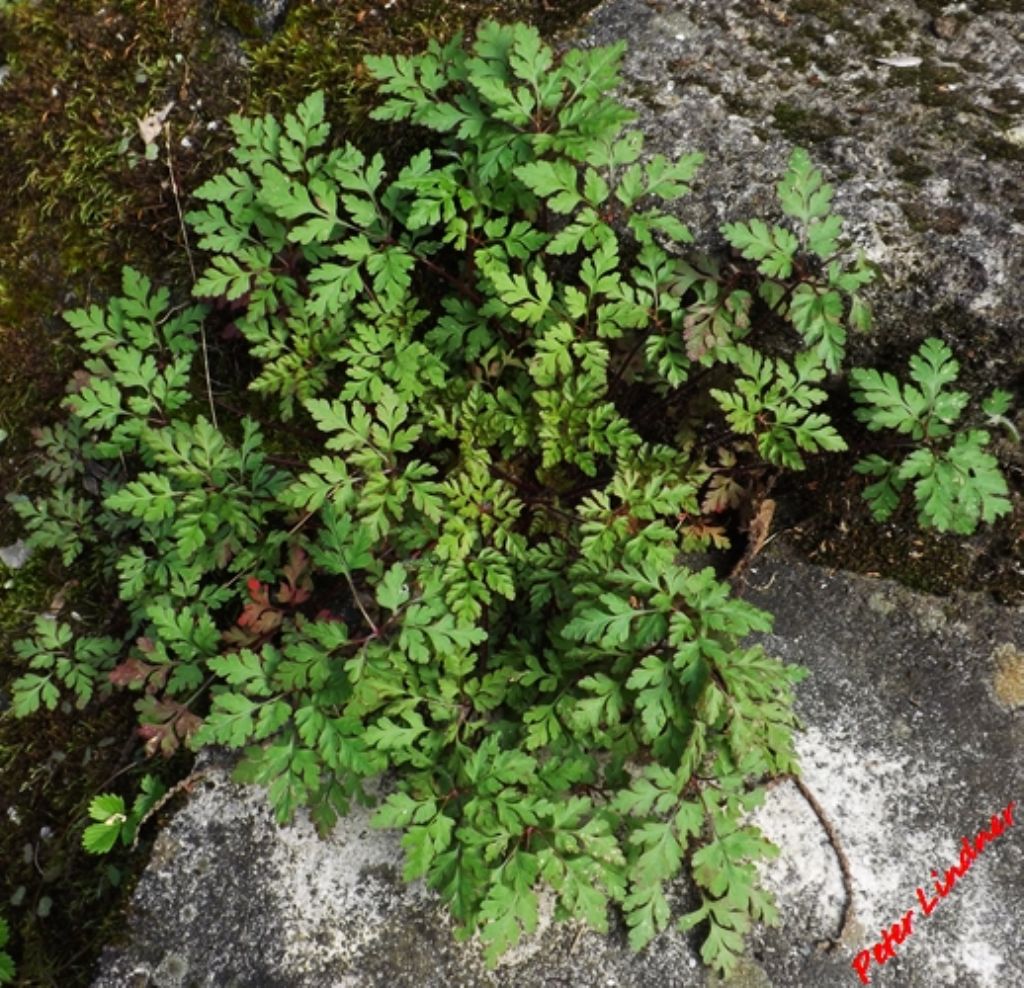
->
[854,76,882,96]
[975,132,1024,163]
[244,0,603,128]
[776,42,811,72]
[889,148,933,185]
[915,59,967,109]
[787,0,918,62]
[783,449,1023,603]
[0,555,52,640]
[896,163,934,185]
[987,85,1024,114]
[899,201,966,235]
[0,548,167,985]
[211,0,263,39]
[789,0,845,29]
[772,101,846,143]
[0,0,242,286]
[877,10,911,44]
[918,0,1016,12]
[812,49,849,77]
[0,0,249,481]
[0,701,180,985]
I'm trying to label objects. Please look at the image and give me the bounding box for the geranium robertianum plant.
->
[9,18,1009,975]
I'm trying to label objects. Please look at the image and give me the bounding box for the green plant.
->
[851,337,1012,533]
[13,19,990,977]
[720,146,873,373]
[0,916,13,985]
[82,776,168,854]
[982,387,1020,444]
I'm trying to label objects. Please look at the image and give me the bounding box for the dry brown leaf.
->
[137,100,175,145]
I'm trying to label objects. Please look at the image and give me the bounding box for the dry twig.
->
[164,120,218,429]
[786,772,857,949]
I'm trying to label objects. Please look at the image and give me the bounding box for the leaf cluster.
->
[851,338,1012,533]
[720,147,874,373]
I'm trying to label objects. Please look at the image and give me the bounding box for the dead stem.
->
[786,772,856,949]
[164,120,217,430]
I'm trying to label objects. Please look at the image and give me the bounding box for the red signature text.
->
[851,799,1016,984]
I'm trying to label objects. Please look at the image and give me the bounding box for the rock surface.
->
[0,539,29,571]
[580,0,1024,382]
[93,549,1024,988]
[245,0,292,36]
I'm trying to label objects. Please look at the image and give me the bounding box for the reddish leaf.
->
[682,523,731,550]
[136,695,202,758]
[109,656,168,691]
[222,624,260,648]
[702,473,746,514]
[277,545,312,606]
[238,604,282,636]
[237,579,283,636]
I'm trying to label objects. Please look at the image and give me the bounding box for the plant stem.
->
[163,121,218,431]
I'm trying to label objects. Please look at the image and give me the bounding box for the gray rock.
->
[0,539,30,571]
[92,549,1024,987]
[235,0,291,36]
[740,548,1024,988]
[578,0,1023,380]
[251,0,290,35]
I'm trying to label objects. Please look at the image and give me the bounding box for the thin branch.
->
[606,322,656,397]
[415,252,484,305]
[285,509,317,538]
[131,768,212,849]
[164,121,218,430]
[343,566,379,636]
[785,772,856,949]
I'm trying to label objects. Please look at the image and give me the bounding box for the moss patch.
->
[899,200,966,235]
[974,131,1024,163]
[775,41,811,72]
[211,0,264,40]
[772,100,847,143]
[0,0,248,478]
[889,148,934,185]
[915,59,967,109]
[779,436,1024,606]
[789,0,846,28]
[0,551,167,985]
